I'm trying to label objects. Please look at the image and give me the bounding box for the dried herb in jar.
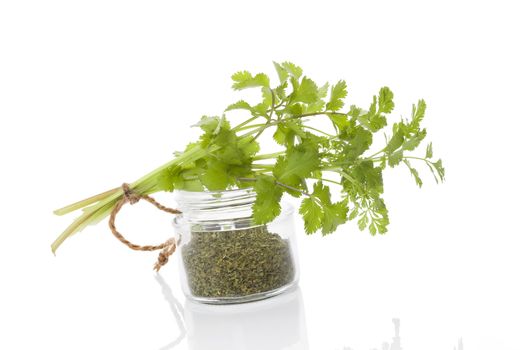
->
[182,225,294,298]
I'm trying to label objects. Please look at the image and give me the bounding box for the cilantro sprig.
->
[52,62,444,252]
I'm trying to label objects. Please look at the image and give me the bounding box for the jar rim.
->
[173,187,294,231]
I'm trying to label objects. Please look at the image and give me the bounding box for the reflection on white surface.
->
[454,338,463,350]
[155,275,308,350]
[341,319,463,350]
[156,274,186,349]
[343,319,402,350]
[155,276,467,350]
[184,286,308,350]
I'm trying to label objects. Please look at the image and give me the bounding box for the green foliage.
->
[299,182,348,235]
[142,63,445,236]
[53,61,445,253]
[231,71,270,90]
[326,80,347,111]
[273,145,319,192]
[253,175,283,223]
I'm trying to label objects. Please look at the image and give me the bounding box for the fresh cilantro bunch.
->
[52,62,444,252]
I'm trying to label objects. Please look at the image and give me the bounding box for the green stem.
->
[302,125,334,137]
[291,111,347,119]
[318,177,342,185]
[404,156,428,162]
[52,144,219,253]
[253,151,284,160]
[235,123,267,132]
[232,116,260,132]
[54,187,120,216]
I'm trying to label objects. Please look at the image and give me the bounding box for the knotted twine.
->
[108,183,181,271]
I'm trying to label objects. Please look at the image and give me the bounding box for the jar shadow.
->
[155,274,309,350]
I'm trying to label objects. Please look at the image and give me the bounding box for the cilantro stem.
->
[274,180,310,196]
[235,123,267,132]
[291,111,348,119]
[302,125,333,137]
[52,144,219,253]
[238,110,344,139]
[268,89,276,120]
[318,178,342,185]
[232,116,260,132]
[252,164,274,170]
[252,120,271,141]
[238,177,310,197]
[54,186,120,216]
[403,156,428,162]
[253,151,284,160]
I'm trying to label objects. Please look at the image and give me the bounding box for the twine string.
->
[108,183,181,271]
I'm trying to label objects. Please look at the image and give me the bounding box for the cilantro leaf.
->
[292,77,319,104]
[252,175,283,224]
[199,159,232,190]
[403,159,423,187]
[378,86,395,113]
[281,61,303,79]
[326,80,348,111]
[231,71,270,90]
[425,142,433,159]
[299,196,323,234]
[273,145,319,189]
[225,100,253,113]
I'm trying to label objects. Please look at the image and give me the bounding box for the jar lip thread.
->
[172,187,294,230]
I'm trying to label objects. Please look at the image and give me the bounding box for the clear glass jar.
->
[173,188,299,304]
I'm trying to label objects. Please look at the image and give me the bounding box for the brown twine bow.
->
[108,183,181,271]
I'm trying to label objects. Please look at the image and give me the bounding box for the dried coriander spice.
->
[182,225,295,298]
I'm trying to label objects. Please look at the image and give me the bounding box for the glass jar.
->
[173,188,299,304]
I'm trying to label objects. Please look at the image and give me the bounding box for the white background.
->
[1,1,524,349]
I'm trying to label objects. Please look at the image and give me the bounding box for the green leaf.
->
[349,207,359,220]
[311,180,331,203]
[369,222,377,235]
[318,82,329,98]
[329,114,349,131]
[193,115,222,134]
[378,87,395,113]
[341,126,373,161]
[432,159,445,181]
[410,99,426,129]
[238,136,260,157]
[225,100,253,112]
[384,129,405,153]
[231,71,270,90]
[326,80,348,111]
[199,159,231,190]
[273,62,288,83]
[273,146,319,187]
[157,166,184,192]
[275,81,288,100]
[388,150,403,167]
[351,160,384,195]
[252,175,283,224]
[299,196,323,234]
[425,142,433,159]
[358,95,387,132]
[301,182,348,235]
[282,61,303,79]
[358,214,369,231]
[321,200,348,235]
[293,77,319,104]
[403,159,423,187]
[402,129,427,151]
